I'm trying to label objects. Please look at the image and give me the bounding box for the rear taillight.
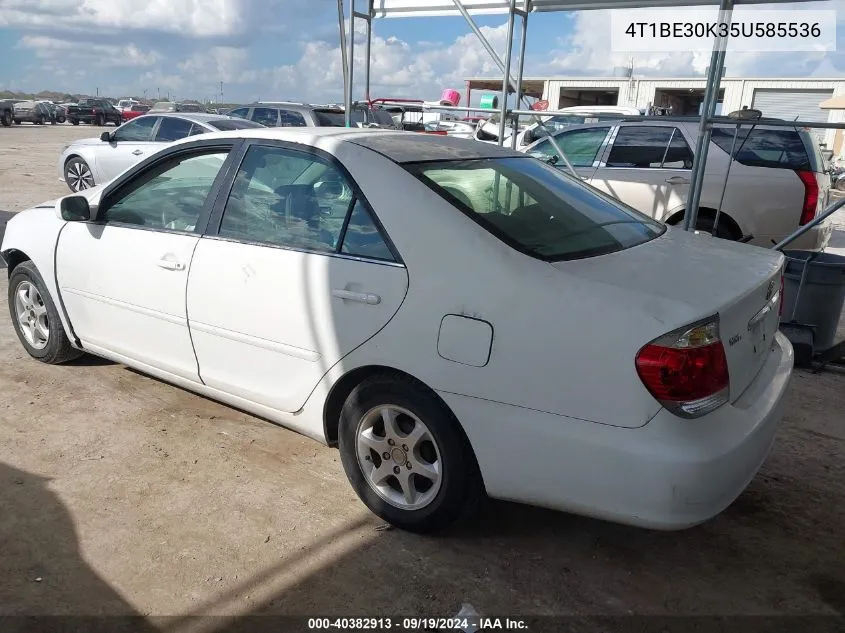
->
[796,170,819,225]
[635,316,730,419]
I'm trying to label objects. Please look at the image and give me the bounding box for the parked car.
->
[0,100,15,127]
[524,119,832,251]
[227,101,396,128]
[57,113,264,192]
[7,128,793,533]
[38,101,66,124]
[475,106,642,146]
[66,99,123,126]
[148,101,206,114]
[121,104,152,122]
[116,98,140,112]
[13,101,52,125]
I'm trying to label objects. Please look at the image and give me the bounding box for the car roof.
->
[166,127,524,162]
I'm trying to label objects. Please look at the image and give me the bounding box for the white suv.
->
[524,119,832,250]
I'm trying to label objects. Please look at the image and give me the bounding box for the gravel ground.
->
[1,124,844,630]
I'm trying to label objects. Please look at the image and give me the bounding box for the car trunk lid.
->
[552,227,784,404]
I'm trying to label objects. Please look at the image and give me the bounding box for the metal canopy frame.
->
[341,0,828,235]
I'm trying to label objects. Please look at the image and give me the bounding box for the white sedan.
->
[3,128,793,533]
[57,113,264,193]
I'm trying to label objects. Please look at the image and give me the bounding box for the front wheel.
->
[338,374,483,533]
[95,114,104,126]
[70,119,79,126]
[8,262,82,364]
[1,111,11,127]
[64,157,95,192]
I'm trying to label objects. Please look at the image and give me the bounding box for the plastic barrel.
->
[780,250,845,351]
[440,89,460,107]
[479,94,499,109]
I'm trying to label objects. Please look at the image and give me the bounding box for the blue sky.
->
[0,0,844,104]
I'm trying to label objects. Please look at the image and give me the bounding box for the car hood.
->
[67,137,108,149]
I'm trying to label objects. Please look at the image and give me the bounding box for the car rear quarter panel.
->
[313,139,672,429]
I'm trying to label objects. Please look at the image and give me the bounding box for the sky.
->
[1,0,845,104]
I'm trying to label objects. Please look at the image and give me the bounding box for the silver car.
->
[58,113,264,192]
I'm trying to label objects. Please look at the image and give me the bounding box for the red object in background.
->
[531,100,550,111]
[122,106,151,121]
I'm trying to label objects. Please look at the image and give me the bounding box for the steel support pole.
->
[684,0,732,231]
[338,0,350,126]
[347,0,356,127]
[364,1,373,102]
[451,0,517,92]
[497,0,517,147]
[510,7,529,149]
[712,123,740,236]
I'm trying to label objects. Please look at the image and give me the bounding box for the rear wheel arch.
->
[665,207,743,240]
[322,366,477,461]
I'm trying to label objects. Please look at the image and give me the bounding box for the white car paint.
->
[4,127,794,530]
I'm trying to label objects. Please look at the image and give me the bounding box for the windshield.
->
[208,118,265,131]
[404,157,664,261]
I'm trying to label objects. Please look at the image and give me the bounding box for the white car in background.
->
[57,113,264,192]
[524,119,833,250]
[474,105,642,147]
[5,128,793,533]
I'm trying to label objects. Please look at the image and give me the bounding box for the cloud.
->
[18,35,162,68]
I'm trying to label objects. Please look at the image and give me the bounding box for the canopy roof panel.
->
[373,0,819,17]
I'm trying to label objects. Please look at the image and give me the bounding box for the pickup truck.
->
[0,100,14,127]
[66,99,122,126]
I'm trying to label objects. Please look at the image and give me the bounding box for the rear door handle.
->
[332,289,381,305]
[665,176,690,185]
[132,150,144,156]
[157,258,185,271]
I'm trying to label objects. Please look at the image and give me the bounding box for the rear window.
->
[710,127,812,171]
[207,118,265,131]
[404,157,664,261]
[314,108,394,127]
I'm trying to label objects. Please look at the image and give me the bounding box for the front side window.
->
[218,145,394,260]
[405,157,664,261]
[113,117,158,142]
[252,107,279,127]
[99,150,230,231]
[606,126,678,168]
[530,127,610,167]
[154,117,194,142]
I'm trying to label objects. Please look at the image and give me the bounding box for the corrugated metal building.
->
[464,76,845,148]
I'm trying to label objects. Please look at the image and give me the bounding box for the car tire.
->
[1,111,11,127]
[70,119,79,126]
[64,157,95,192]
[338,373,484,533]
[58,116,66,124]
[95,114,105,126]
[14,119,20,125]
[8,262,83,365]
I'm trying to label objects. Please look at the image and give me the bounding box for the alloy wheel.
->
[67,161,94,192]
[14,281,50,350]
[355,405,443,510]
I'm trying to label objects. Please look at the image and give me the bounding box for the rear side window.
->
[314,110,347,126]
[252,107,279,127]
[710,127,811,170]
[155,117,194,142]
[607,126,691,169]
[278,110,307,127]
[228,107,251,120]
[405,157,664,261]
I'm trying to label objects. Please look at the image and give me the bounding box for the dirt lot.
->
[1,124,845,630]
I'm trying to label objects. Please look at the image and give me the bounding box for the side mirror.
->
[59,196,91,222]
[522,129,534,145]
[101,131,113,142]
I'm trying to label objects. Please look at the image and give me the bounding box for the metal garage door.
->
[752,89,832,144]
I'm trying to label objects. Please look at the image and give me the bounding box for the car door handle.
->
[132,150,144,156]
[157,258,185,271]
[665,176,690,185]
[332,289,381,305]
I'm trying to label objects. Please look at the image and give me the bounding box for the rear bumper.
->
[440,332,794,530]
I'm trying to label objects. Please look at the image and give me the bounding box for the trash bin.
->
[780,250,845,351]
